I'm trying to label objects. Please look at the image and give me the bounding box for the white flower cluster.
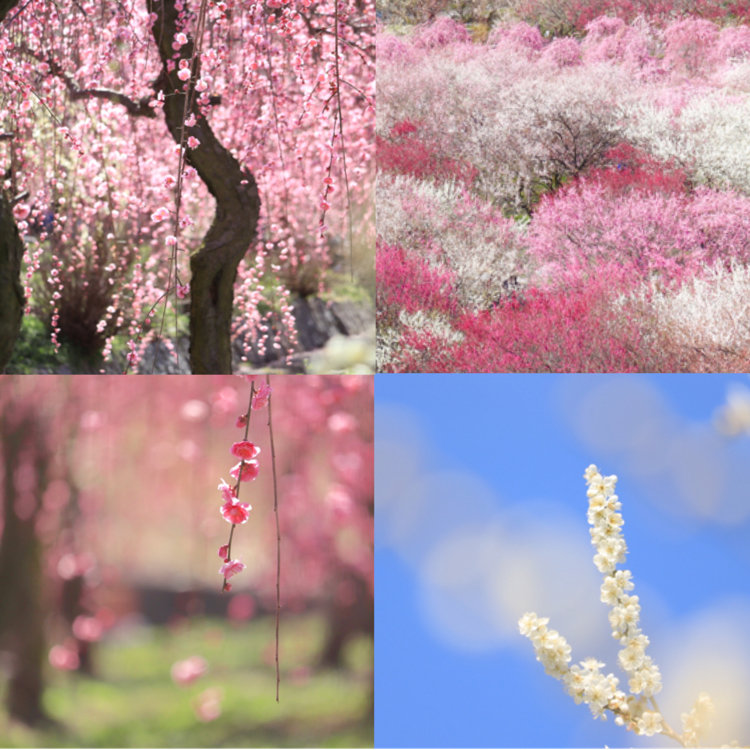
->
[519,464,684,742]
[518,613,572,679]
[633,261,750,359]
[584,464,663,698]
[680,692,715,748]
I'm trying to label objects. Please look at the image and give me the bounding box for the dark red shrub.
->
[376,242,458,331]
[376,120,478,186]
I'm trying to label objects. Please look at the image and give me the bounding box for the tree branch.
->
[19,47,157,118]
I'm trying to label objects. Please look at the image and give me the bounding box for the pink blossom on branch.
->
[220,497,252,525]
[229,460,259,482]
[219,559,245,579]
[217,479,236,503]
[252,384,272,410]
[230,440,260,461]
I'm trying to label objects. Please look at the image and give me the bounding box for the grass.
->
[0,614,373,748]
[4,315,69,374]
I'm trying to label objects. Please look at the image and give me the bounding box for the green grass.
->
[4,315,69,374]
[0,614,373,748]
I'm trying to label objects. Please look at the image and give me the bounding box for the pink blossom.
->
[236,414,248,428]
[12,202,30,221]
[187,136,200,149]
[217,479,236,502]
[185,113,197,127]
[166,235,178,246]
[220,559,245,579]
[220,497,252,524]
[326,485,353,520]
[218,544,229,559]
[230,440,260,460]
[72,615,103,642]
[230,460,259,482]
[151,206,170,223]
[252,383,272,410]
[171,655,207,685]
[174,32,188,47]
[49,643,80,671]
[328,412,356,433]
[194,687,222,722]
[56,551,94,580]
[177,68,191,81]
[176,283,190,299]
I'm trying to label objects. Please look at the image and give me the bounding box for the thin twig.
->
[332,0,355,280]
[266,373,280,702]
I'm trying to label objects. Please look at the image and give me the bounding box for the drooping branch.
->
[47,61,157,118]
[17,47,157,118]
[147,0,261,373]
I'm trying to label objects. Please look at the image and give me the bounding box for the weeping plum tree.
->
[0,0,374,373]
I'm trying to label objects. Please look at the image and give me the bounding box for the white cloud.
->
[654,598,750,747]
[560,377,750,524]
[377,402,614,654]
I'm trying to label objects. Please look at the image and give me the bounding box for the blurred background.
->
[0,375,373,747]
[376,374,750,748]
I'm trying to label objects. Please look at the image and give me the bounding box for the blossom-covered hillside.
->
[377,14,750,372]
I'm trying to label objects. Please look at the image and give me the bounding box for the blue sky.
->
[375,375,750,748]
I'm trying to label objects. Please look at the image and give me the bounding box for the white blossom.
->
[636,710,664,736]
[519,465,683,742]
[681,692,715,748]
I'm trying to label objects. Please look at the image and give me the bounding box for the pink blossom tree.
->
[1,0,374,373]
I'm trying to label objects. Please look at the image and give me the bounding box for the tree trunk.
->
[1,0,25,371]
[0,401,50,726]
[0,0,20,22]
[0,194,25,372]
[318,575,374,669]
[147,0,261,373]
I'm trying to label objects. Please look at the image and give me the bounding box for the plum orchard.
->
[0,0,374,373]
[377,16,750,372]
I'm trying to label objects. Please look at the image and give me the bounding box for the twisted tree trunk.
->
[0,194,24,371]
[0,1,25,370]
[148,0,261,373]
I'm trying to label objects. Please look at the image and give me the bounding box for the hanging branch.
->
[218,380,258,591]
[266,373,281,702]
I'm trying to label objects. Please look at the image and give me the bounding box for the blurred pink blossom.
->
[171,655,208,686]
[49,643,80,671]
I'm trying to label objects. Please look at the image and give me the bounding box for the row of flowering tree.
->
[0,0,374,373]
[0,374,373,727]
[377,14,750,372]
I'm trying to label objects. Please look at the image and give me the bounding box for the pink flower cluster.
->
[217,381,272,591]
